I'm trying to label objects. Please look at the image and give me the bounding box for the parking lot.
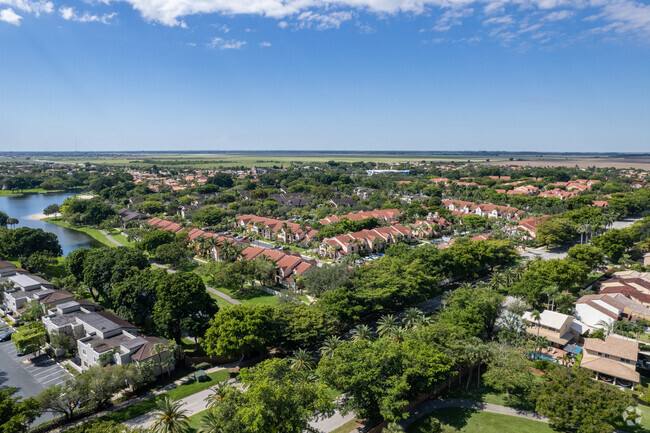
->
[0,321,70,423]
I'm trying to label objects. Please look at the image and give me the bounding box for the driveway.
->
[0,322,70,424]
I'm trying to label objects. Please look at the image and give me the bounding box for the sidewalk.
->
[50,366,226,432]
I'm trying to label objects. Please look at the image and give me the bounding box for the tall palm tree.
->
[151,397,190,433]
[578,223,588,244]
[543,285,559,311]
[489,272,505,289]
[531,309,542,356]
[204,382,231,408]
[199,409,223,433]
[319,335,342,358]
[596,319,615,336]
[289,349,315,371]
[377,314,400,337]
[350,324,373,342]
[6,218,18,229]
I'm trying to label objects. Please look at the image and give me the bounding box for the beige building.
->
[522,310,576,347]
[581,335,640,385]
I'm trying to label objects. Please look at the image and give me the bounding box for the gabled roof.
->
[584,335,638,361]
[523,310,572,330]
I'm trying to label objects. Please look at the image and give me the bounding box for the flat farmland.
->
[485,156,650,169]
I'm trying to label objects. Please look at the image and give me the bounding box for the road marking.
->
[33,368,62,378]
[42,374,67,385]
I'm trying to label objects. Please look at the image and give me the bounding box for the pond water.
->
[0,192,101,256]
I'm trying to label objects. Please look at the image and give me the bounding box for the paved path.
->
[123,376,237,429]
[150,262,241,305]
[99,230,124,246]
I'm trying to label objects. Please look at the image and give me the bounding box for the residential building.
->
[3,274,73,315]
[574,294,621,328]
[522,310,576,347]
[319,209,402,225]
[581,335,640,385]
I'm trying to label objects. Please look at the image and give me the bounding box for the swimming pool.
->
[564,344,582,355]
[529,352,557,362]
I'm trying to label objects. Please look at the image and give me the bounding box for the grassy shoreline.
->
[43,217,116,248]
[0,188,80,197]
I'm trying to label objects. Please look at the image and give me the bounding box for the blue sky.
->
[1,0,650,152]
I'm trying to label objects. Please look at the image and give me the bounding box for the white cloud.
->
[259,41,271,46]
[207,37,246,49]
[543,9,573,20]
[297,10,353,29]
[484,14,513,24]
[278,20,288,28]
[0,0,52,16]
[432,7,473,31]
[0,7,21,24]
[59,6,116,23]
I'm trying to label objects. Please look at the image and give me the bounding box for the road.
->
[150,261,241,305]
[0,321,70,424]
[99,229,123,246]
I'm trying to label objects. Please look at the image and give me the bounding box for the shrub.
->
[193,362,211,370]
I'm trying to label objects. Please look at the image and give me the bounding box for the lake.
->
[0,192,101,256]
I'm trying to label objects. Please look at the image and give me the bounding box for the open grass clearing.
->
[99,370,230,424]
[197,274,279,306]
[407,408,554,433]
[43,217,115,248]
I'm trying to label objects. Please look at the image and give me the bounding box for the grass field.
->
[407,408,554,433]
[197,274,279,306]
[43,218,116,248]
[0,188,68,196]
[99,370,230,425]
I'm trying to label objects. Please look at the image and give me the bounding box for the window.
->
[82,349,86,355]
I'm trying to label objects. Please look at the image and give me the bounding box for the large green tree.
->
[207,358,334,433]
[0,387,39,433]
[319,337,452,421]
[203,304,275,359]
[81,247,149,304]
[535,367,632,433]
[153,272,218,343]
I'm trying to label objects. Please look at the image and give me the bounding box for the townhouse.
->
[239,246,316,286]
[236,215,317,244]
[318,225,414,259]
[319,209,402,225]
[517,215,553,239]
[441,200,524,220]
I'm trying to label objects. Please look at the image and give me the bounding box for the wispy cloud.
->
[0,7,21,24]
[59,6,116,23]
[259,41,271,47]
[207,37,246,49]
[0,0,52,16]
[296,10,353,30]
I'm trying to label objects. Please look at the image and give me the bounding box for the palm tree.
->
[543,285,559,311]
[496,312,525,335]
[198,409,223,433]
[320,335,342,358]
[6,218,18,229]
[151,343,168,375]
[382,422,405,433]
[377,314,400,337]
[402,308,424,329]
[596,319,615,336]
[387,326,407,343]
[531,309,542,356]
[204,382,231,408]
[578,223,588,244]
[350,324,373,342]
[151,397,190,433]
[289,349,315,371]
[489,272,505,289]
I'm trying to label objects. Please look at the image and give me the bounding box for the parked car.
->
[0,330,14,342]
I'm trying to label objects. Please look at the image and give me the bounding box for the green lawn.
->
[99,370,230,424]
[208,291,234,309]
[43,218,115,248]
[197,274,279,306]
[443,377,541,412]
[407,408,555,433]
[0,188,69,196]
[107,230,136,247]
[330,418,362,433]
